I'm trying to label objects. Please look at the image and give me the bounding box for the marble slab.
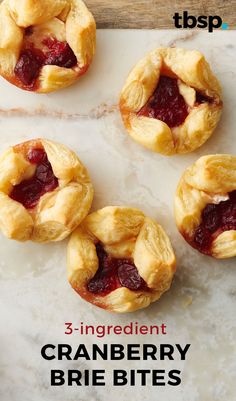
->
[0,30,236,401]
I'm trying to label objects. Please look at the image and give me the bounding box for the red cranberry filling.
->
[10,148,58,209]
[87,243,148,296]
[138,76,189,127]
[138,76,209,128]
[191,190,236,254]
[14,36,77,88]
[195,92,212,105]
[42,38,77,68]
[14,49,44,87]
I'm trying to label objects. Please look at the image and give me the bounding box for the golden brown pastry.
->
[0,138,94,242]
[0,0,96,92]
[120,48,222,155]
[67,206,176,313]
[174,155,236,258]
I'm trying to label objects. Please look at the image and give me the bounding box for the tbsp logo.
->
[173,11,228,32]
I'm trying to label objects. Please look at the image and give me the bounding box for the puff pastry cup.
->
[119,48,222,155]
[67,206,176,313]
[0,138,94,242]
[175,155,236,259]
[0,0,96,92]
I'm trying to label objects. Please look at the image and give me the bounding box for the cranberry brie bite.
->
[0,139,94,242]
[120,48,222,155]
[67,206,176,313]
[175,155,236,258]
[0,0,96,92]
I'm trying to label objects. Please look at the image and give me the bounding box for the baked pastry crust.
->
[119,48,222,155]
[0,138,94,242]
[174,155,236,258]
[67,206,176,313]
[0,0,96,92]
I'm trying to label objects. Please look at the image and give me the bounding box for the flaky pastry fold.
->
[175,155,236,258]
[0,0,96,92]
[67,206,176,313]
[0,138,94,242]
[120,48,222,155]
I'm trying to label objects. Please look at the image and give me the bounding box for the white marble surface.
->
[0,30,236,401]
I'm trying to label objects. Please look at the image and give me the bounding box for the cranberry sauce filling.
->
[42,38,77,68]
[14,49,45,87]
[138,76,209,128]
[195,92,212,105]
[87,243,148,296]
[191,190,236,254]
[14,35,77,88]
[138,76,189,128]
[10,148,58,209]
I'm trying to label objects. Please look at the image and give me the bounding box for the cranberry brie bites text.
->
[120,48,222,155]
[0,139,94,242]
[67,206,176,313]
[175,155,236,258]
[0,0,96,92]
